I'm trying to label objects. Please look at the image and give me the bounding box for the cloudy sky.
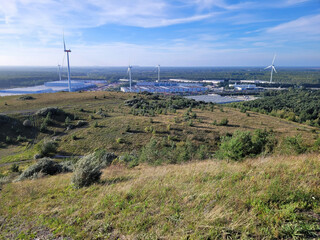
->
[0,0,319,66]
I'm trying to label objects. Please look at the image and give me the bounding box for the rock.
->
[23,119,32,127]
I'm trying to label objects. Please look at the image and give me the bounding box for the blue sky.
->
[0,0,319,66]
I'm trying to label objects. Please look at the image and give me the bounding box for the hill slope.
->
[0,154,319,239]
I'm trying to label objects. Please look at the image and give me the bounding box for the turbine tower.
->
[57,64,62,81]
[265,54,277,83]
[63,37,72,92]
[157,64,160,83]
[127,65,132,92]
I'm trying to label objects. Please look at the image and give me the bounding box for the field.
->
[0,90,319,239]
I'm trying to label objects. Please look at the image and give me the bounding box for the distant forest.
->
[0,66,319,89]
[231,89,320,126]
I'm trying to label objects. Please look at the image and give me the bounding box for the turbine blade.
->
[273,66,277,73]
[272,54,276,65]
[264,65,272,69]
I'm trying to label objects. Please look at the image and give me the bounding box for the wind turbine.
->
[63,36,72,92]
[127,65,132,92]
[157,64,160,83]
[265,54,277,83]
[57,64,62,81]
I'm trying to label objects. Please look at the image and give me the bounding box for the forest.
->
[0,66,320,89]
[231,89,320,126]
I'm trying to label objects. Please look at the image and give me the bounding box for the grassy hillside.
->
[0,154,319,239]
[0,91,320,239]
[0,91,318,176]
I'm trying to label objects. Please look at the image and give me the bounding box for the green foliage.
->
[71,151,116,188]
[216,129,276,160]
[65,116,71,126]
[116,138,124,144]
[139,138,210,165]
[93,121,99,128]
[279,135,307,155]
[17,158,71,181]
[38,139,58,157]
[71,154,102,188]
[40,121,47,132]
[218,118,229,126]
[10,163,19,173]
[234,89,320,125]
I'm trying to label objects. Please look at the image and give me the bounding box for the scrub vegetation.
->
[0,90,319,239]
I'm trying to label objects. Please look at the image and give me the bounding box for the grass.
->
[0,153,319,239]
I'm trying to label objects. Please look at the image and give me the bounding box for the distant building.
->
[0,80,96,96]
[121,82,207,94]
[232,84,263,91]
[169,79,200,83]
[202,80,225,85]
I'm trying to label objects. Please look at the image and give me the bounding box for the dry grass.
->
[1,153,319,239]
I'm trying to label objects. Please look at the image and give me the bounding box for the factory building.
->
[121,82,207,94]
[233,84,263,91]
[0,80,96,96]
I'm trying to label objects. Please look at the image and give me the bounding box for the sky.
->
[0,0,319,67]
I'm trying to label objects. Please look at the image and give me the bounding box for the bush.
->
[279,135,307,155]
[93,150,117,168]
[10,163,19,173]
[38,139,58,157]
[216,130,276,161]
[71,154,102,188]
[218,118,229,126]
[17,158,71,181]
[116,138,124,144]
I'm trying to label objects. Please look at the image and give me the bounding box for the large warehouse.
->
[0,80,96,96]
[121,82,207,94]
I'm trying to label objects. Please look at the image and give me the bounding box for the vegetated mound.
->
[0,114,35,144]
[1,154,319,239]
[18,95,35,101]
[35,107,65,117]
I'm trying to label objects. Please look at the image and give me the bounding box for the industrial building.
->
[120,82,207,94]
[228,83,263,91]
[0,80,96,96]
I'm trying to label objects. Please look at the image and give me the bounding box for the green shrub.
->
[71,154,102,188]
[93,150,117,168]
[218,118,229,126]
[38,139,58,157]
[40,122,47,132]
[65,116,71,126]
[216,130,276,161]
[17,158,71,181]
[116,138,124,144]
[10,163,19,173]
[279,135,307,155]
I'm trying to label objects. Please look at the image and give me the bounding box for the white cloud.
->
[267,14,320,40]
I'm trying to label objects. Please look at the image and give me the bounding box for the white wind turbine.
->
[63,36,72,92]
[265,54,277,83]
[57,64,62,81]
[157,64,160,83]
[127,65,132,92]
